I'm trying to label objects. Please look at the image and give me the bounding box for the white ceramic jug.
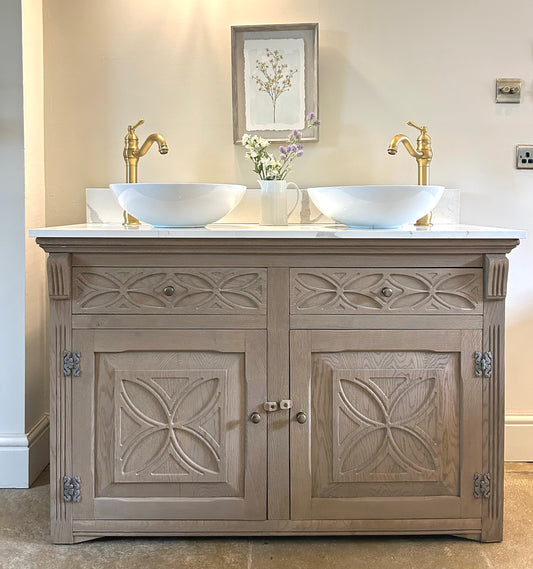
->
[259,180,301,225]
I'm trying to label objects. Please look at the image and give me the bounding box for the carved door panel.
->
[71,329,266,521]
[290,329,482,521]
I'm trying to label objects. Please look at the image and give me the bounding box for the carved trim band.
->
[47,253,72,299]
[485,255,509,300]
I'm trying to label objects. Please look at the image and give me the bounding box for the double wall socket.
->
[516,146,533,169]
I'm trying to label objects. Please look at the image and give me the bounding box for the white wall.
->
[42,0,533,457]
[0,0,28,485]
[0,0,48,487]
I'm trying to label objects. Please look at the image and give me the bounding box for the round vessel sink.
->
[307,185,445,228]
[110,183,247,227]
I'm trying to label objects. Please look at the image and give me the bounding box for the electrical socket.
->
[516,145,533,169]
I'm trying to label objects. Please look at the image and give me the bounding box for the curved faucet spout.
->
[387,121,434,226]
[122,121,169,225]
[387,134,422,158]
[137,133,169,157]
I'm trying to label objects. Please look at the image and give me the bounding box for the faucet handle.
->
[128,120,145,134]
[407,121,427,133]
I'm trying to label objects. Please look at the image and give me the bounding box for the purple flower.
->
[279,145,288,154]
[296,150,304,157]
[306,111,320,127]
[291,129,302,141]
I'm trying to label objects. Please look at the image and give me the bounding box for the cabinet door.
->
[290,329,482,521]
[71,329,266,521]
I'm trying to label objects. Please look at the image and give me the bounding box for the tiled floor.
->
[0,464,532,569]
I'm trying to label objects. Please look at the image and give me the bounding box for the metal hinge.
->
[63,351,81,377]
[474,351,492,378]
[63,475,81,503]
[473,472,491,499]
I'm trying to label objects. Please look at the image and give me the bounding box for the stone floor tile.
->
[250,536,490,569]
[0,466,532,569]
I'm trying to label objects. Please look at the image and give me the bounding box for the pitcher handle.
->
[286,182,301,221]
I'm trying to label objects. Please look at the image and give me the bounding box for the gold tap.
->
[387,121,433,226]
[122,120,169,225]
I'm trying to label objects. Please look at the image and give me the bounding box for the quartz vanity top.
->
[29,223,526,239]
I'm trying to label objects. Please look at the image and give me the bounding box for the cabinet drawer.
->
[73,267,267,314]
[290,268,483,315]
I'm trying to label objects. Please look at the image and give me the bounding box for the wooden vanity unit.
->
[32,224,523,543]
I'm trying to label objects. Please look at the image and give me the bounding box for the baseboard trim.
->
[0,413,49,487]
[27,413,50,445]
[28,413,50,484]
[505,413,533,461]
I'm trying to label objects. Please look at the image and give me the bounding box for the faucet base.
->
[415,212,433,227]
[123,211,141,226]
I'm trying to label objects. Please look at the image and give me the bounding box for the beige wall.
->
[43,0,533,452]
[23,0,48,432]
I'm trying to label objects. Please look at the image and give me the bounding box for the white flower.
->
[241,113,319,180]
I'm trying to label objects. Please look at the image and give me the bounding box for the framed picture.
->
[231,23,319,144]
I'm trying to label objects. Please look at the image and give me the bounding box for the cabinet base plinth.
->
[61,518,488,544]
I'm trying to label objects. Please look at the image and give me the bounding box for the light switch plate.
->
[496,78,521,103]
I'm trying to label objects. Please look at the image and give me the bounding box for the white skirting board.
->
[0,414,49,488]
[505,414,533,461]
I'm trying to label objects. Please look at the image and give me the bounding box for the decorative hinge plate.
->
[474,351,493,378]
[473,472,491,498]
[63,351,81,377]
[63,475,81,503]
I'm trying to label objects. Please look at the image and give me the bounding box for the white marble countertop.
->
[29,223,526,239]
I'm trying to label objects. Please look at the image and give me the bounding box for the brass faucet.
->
[387,121,433,226]
[122,120,169,226]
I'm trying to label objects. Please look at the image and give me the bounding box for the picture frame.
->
[231,23,319,144]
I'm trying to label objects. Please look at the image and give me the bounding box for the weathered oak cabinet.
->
[35,229,520,543]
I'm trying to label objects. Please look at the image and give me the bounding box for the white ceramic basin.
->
[307,185,444,228]
[110,183,247,227]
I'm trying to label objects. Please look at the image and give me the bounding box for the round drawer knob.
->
[249,412,261,424]
[381,287,393,298]
[163,286,175,297]
[296,412,307,424]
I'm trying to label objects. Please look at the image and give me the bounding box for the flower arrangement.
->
[241,112,320,180]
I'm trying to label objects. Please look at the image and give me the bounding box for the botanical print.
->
[252,47,297,123]
[244,38,305,131]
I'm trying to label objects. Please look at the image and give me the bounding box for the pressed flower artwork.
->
[231,24,318,143]
[244,39,305,131]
